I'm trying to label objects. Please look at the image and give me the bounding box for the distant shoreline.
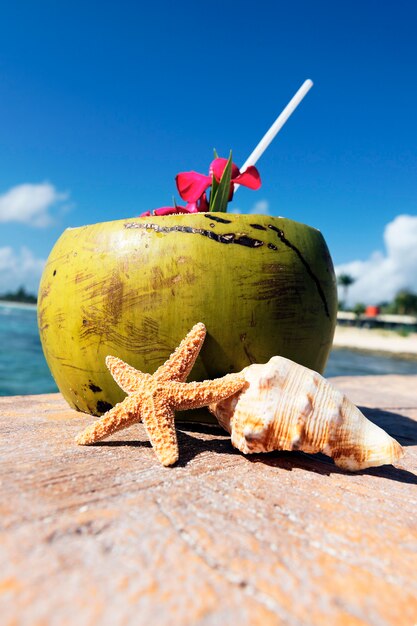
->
[2,300,416,358]
[333,325,417,358]
[0,300,37,311]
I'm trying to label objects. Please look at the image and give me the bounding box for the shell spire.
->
[210,356,404,471]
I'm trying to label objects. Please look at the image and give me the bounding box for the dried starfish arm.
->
[140,394,178,466]
[167,374,246,411]
[75,324,245,467]
[106,356,150,394]
[154,323,206,382]
[75,393,142,445]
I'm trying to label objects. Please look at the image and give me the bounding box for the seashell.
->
[209,356,404,471]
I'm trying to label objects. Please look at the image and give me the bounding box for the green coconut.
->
[38,213,337,420]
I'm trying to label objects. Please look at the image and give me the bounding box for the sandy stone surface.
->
[0,377,416,626]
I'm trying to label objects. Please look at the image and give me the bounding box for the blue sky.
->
[1,0,417,302]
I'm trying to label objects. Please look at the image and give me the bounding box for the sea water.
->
[0,302,57,396]
[1,302,417,396]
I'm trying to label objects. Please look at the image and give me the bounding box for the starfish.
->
[75,323,245,466]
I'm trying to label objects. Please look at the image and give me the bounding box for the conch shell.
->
[210,357,403,471]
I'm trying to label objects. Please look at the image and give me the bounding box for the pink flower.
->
[140,155,261,217]
[175,172,212,204]
[140,205,189,217]
[140,194,208,217]
[193,192,209,212]
[176,158,261,203]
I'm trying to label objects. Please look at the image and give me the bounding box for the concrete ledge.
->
[1,376,416,625]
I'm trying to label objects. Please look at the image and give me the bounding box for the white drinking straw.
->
[234,79,313,191]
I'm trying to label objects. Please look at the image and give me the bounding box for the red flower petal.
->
[176,171,211,202]
[210,158,240,182]
[140,210,151,217]
[154,206,179,216]
[183,202,199,213]
[232,166,261,190]
[197,192,209,212]
[171,203,198,213]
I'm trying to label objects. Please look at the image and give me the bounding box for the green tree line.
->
[0,286,37,304]
[337,273,417,315]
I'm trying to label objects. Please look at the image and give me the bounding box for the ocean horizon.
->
[1,301,417,397]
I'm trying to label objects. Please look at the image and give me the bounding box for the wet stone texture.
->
[0,376,416,626]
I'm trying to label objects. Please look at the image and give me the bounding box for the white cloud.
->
[249,199,270,215]
[0,246,45,295]
[335,214,417,305]
[229,199,270,215]
[0,182,68,227]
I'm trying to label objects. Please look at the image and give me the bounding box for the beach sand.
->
[333,325,417,356]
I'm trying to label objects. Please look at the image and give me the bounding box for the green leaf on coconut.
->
[209,148,220,208]
[209,151,232,213]
[210,172,219,208]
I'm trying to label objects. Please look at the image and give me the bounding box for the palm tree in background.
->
[393,290,417,315]
[337,273,355,308]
